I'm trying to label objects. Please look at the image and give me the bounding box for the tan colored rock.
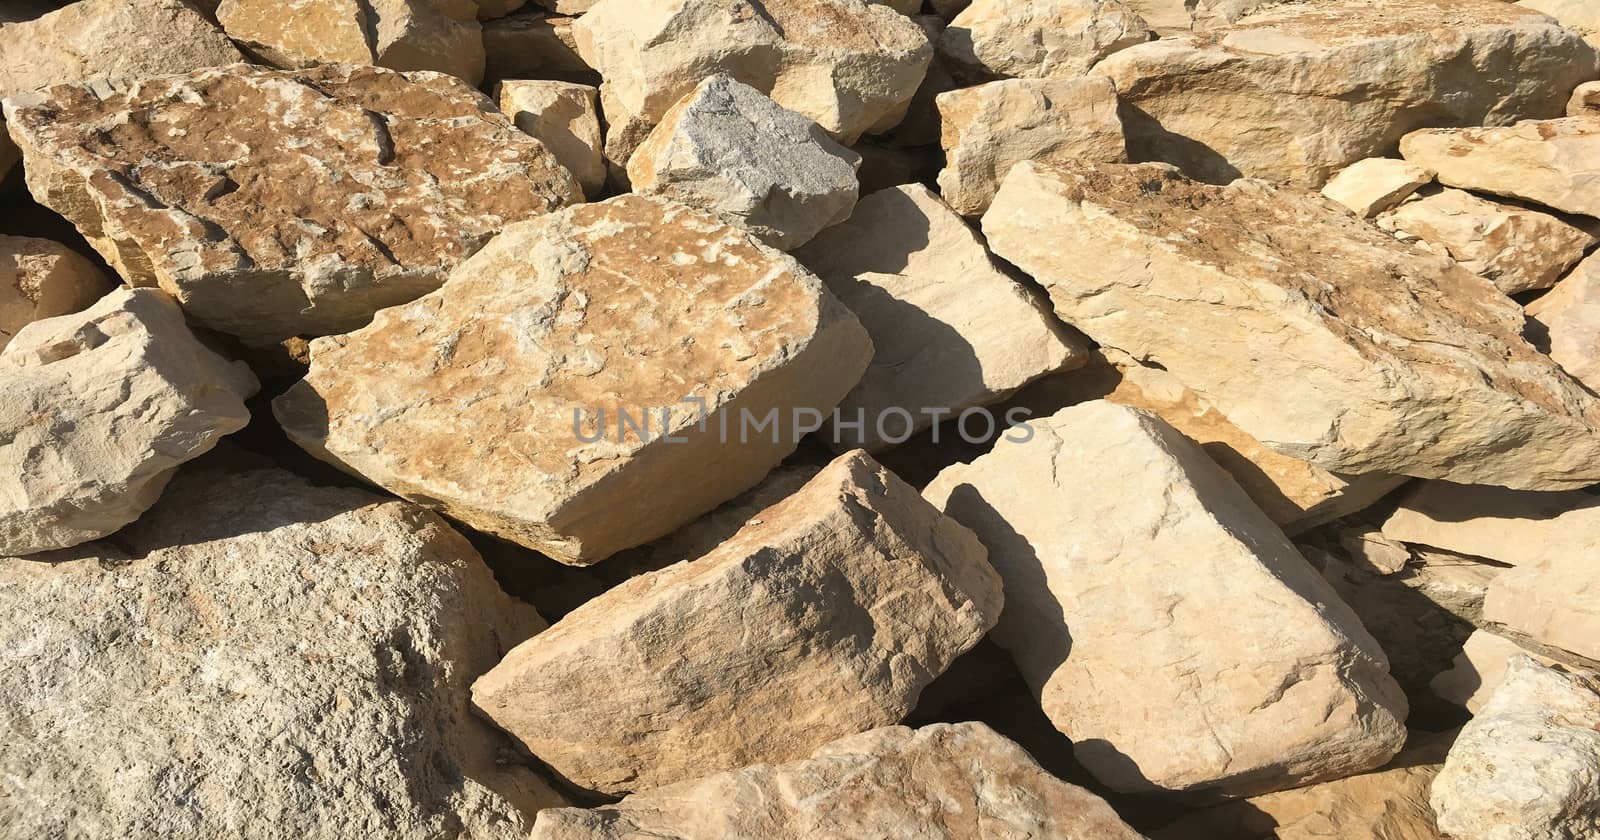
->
[628,76,862,251]
[1485,554,1600,663]
[0,235,113,350]
[497,79,604,198]
[573,0,933,156]
[935,75,1126,217]
[1336,528,1411,576]
[529,723,1141,840]
[1432,657,1600,840]
[1529,252,1600,391]
[531,0,591,11]
[275,194,872,566]
[0,288,257,555]
[5,63,580,345]
[1378,187,1595,295]
[1568,80,1600,116]
[982,160,1600,490]
[940,0,1153,80]
[472,451,1002,795]
[219,0,485,84]
[1383,480,1600,567]
[1155,734,1449,840]
[1401,118,1600,218]
[0,464,562,840]
[1096,0,1598,187]
[794,184,1084,449]
[1319,157,1434,218]
[1519,0,1600,45]
[483,10,592,83]
[1431,630,1559,713]
[924,401,1407,797]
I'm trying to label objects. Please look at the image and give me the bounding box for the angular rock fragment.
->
[1319,158,1434,218]
[0,288,257,555]
[217,0,487,85]
[1569,80,1600,116]
[1378,187,1595,295]
[628,76,862,250]
[483,10,592,83]
[472,451,1002,795]
[983,160,1600,490]
[1096,0,1598,186]
[1519,0,1600,45]
[935,76,1126,217]
[794,184,1084,450]
[529,723,1140,840]
[276,194,872,565]
[1485,554,1600,663]
[0,235,113,349]
[1382,480,1600,567]
[1401,118,1600,218]
[1431,630,1559,713]
[1529,252,1600,391]
[573,0,933,157]
[498,79,604,198]
[1335,528,1411,576]
[1432,657,1600,840]
[0,465,562,839]
[5,63,580,345]
[940,0,1153,80]
[924,401,1407,797]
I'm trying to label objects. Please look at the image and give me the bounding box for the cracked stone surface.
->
[1402,117,1600,219]
[217,0,487,84]
[1377,187,1595,295]
[940,0,1153,80]
[0,235,113,351]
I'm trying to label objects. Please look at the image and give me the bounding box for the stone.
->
[627,76,862,251]
[572,0,933,155]
[982,160,1600,490]
[5,63,580,345]
[1568,80,1600,116]
[217,0,486,85]
[1023,349,1404,533]
[0,288,257,556]
[934,76,1127,217]
[0,463,563,839]
[1383,481,1600,567]
[497,79,604,198]
[472,451,1002,795]
[1377,187,1595,295]
[1519,0,1600,45]
[1401,118,1600,218]
[1155,734,1449,840]
[1319,158,1434,218]
[793,184,1085,449]
[1432,657,1600,840]
[0,235,113,350]
[528,723,1142,840]
[1431,630,1559,713]
[924,401,1408,797]
[1095,0,1598,187]
[275,194,872,566]
[940,0,1153,80]
[1529,252,1600,392]
[483,10,592,83]
[1336,528,1411,576]
[1484,554,1600,663]
[531,0,591,11]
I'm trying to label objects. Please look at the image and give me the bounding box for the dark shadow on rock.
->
[1117,102,1241,185]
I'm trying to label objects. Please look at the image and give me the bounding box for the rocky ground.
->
[3,0,1600,838]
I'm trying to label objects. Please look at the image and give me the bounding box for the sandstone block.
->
[940,0,1153,80]
[497,79,604,198]
[1378,187,1595,295]
[0,235,113,350]
[1319,158,1434,218]
[1401,118,1600,218]
[1381,480,1600,567]
[219,0,486,84]
[1529,252,1600,392]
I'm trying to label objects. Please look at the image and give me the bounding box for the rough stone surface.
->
[1382,480,1600,567]
[1431,630,1558,713]
[935,76,1126,217]
[1336,528,1411,576]
[924,401,1408,798]
[0,235,113,350]
[1568,80,1600,117]
[1155,734,1449,840]
[472,451,1002,795]
[483,10,591,83]
[0,288,257,556]
[0,464,562,839]
[982,160,1600,490]
[1485,553,1600,664]
[1519,0,1600,45]
[1529,251,1600,392]
[940,0,1153,80]
[275,194,872,566]
[628,76,862,251]
[1402,118,1600,218]
[794,184,1085,450]
[1095,0,1599,187]
[1378,187,1595,295]
[529,723,1142,840]
[217,0,487,84]
[573,0,933,155]
[1432,657,1600,840]
[1319,157,1434,218]
[5,63,580,345]
[497,79,604,198]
